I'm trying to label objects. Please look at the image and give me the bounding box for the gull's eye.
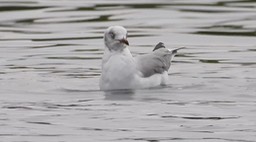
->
[109,32,115,39]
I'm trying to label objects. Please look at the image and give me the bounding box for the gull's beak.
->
[119,38,129,46]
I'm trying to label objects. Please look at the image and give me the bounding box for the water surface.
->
[0,0,256,142]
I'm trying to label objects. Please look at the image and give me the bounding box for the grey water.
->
[0,0,256,141]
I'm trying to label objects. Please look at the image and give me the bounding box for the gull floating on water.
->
[100,26,184,90]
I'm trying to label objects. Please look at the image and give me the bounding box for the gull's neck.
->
[102,46,133,65]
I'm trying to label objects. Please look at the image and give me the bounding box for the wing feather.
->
[136,50,171,77]
[136,42,184,78]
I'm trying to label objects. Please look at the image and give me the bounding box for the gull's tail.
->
[171,47,186,55]
[153,42,185,55]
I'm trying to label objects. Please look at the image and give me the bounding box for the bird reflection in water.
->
[104,89,135,100]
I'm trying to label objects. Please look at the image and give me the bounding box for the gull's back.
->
[135,42,176,78]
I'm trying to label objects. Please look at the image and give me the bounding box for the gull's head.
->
[104,26,129,51]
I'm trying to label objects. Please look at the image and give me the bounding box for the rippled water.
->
[1,0,256,141]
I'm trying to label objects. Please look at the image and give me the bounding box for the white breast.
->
[100,48,137,90]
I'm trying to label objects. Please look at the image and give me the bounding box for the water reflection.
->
[104,89,135,100]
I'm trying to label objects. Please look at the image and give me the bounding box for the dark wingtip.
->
[153,42,165,51]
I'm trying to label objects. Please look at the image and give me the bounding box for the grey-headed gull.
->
[100,26,184,90]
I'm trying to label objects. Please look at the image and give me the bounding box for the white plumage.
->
[100,26,184,90]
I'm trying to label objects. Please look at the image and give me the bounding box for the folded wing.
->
[135,42,184,77]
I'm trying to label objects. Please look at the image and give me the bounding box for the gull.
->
[100,26,184,90]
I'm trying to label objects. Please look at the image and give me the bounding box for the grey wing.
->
[136,53,171,77]
[136,42,184,78]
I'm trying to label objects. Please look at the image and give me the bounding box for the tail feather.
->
[170,47,186,54]
[153,42,185,54]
